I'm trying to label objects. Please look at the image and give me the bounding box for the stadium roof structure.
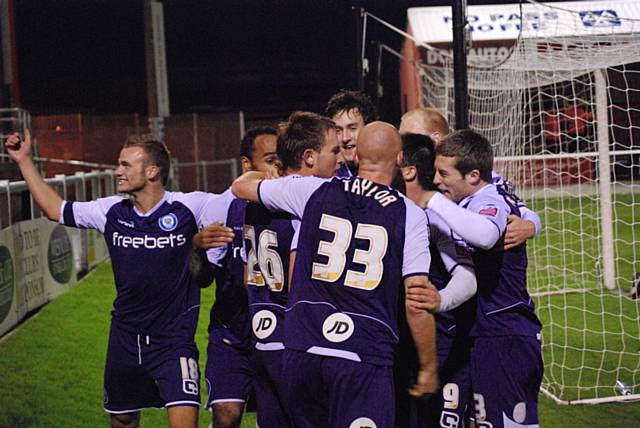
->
[407,0,640,44]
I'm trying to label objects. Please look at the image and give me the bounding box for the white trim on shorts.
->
[255,342,285,351]
[104,406,162,414]
[165,400,201,408]
[307,346,362,362]
[211,398,246,405]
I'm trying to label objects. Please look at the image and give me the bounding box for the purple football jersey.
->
[258,175,431,366]
[61,190,232,336]
[244,201,297,349]
[459,184,541,337]
[208,195,252,348]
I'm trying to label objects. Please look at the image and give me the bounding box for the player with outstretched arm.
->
[5,130,231,428]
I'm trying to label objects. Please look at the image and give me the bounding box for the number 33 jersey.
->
[257,175,431,366]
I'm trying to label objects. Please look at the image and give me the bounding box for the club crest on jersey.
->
[252,310,277,339]
[322,313,354,343]
[158,213,178,232]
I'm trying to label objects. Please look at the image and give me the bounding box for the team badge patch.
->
[158,213,178,231]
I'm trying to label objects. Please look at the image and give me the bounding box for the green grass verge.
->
[0,263,256,428]
[528,194,640,402]
[1,261,639,427]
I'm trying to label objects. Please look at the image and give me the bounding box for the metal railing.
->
[173,158,239,193]
[0,170,116,229]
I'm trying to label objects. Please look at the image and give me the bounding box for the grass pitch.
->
[0,248,639,426]
[528,194,640,403]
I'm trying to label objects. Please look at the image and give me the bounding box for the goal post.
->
[594,68,616,291]
[395,0,640,404]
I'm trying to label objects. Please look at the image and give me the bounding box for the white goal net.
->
[414,0,640,404]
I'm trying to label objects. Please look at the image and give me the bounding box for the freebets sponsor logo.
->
[112,232,187,249]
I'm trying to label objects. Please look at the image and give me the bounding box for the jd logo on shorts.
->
[48,225,73,284]
[0,246,14,324]
[349,417,377,428]
[252,310,277,339]
[158,213,178,232]
[322,313,354,343]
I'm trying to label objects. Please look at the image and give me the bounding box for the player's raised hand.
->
[4,129,32,163]
[408,367,439,398]
[193,221,234,249]
[504,214,535,250]
[406,281,441,313]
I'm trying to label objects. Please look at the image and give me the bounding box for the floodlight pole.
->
[354,7,365,92]
[452,0,469,129]
[144,0,170,143]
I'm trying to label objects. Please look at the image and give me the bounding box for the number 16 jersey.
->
[257,175,430,366]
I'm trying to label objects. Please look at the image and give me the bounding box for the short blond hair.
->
[401,107,450,136]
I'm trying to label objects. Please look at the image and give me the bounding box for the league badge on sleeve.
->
[159,213,178,232]
[479,207,498,217]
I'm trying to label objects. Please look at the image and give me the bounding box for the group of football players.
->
[5,89,544,428]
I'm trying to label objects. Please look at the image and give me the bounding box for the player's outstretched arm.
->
[4,130,63,221]
[231,171,266,203]
[438,265,476,312]
[404,275,439,397]
[426,192,501,250]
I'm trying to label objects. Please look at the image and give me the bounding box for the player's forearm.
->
[519,206,542,236]
[438,265,477,312]
[405,302,438,373]
[404,275,438,372]
[17,156,63,221]
[428,193,500,249]
[231,171,264,202]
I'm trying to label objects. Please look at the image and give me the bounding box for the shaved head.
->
[399,108,450,142]
[356,121,402,166]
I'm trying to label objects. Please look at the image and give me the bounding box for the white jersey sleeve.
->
[258,175,328,218]
[172,188,235,267]
[427,209,476,312]
[428,188,507,250]
[59,195,123,233]
[519,205,542,236]
[172,188,235,230]
[402,198,431,278]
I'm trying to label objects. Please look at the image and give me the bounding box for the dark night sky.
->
[13,0,431,121]
[13,0,541,122]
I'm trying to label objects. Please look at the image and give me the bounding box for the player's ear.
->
[302,148,316,168]
[402,165,416,181]
[465,169,481,185]
[240,156,253,173]
[146,164,160,182]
